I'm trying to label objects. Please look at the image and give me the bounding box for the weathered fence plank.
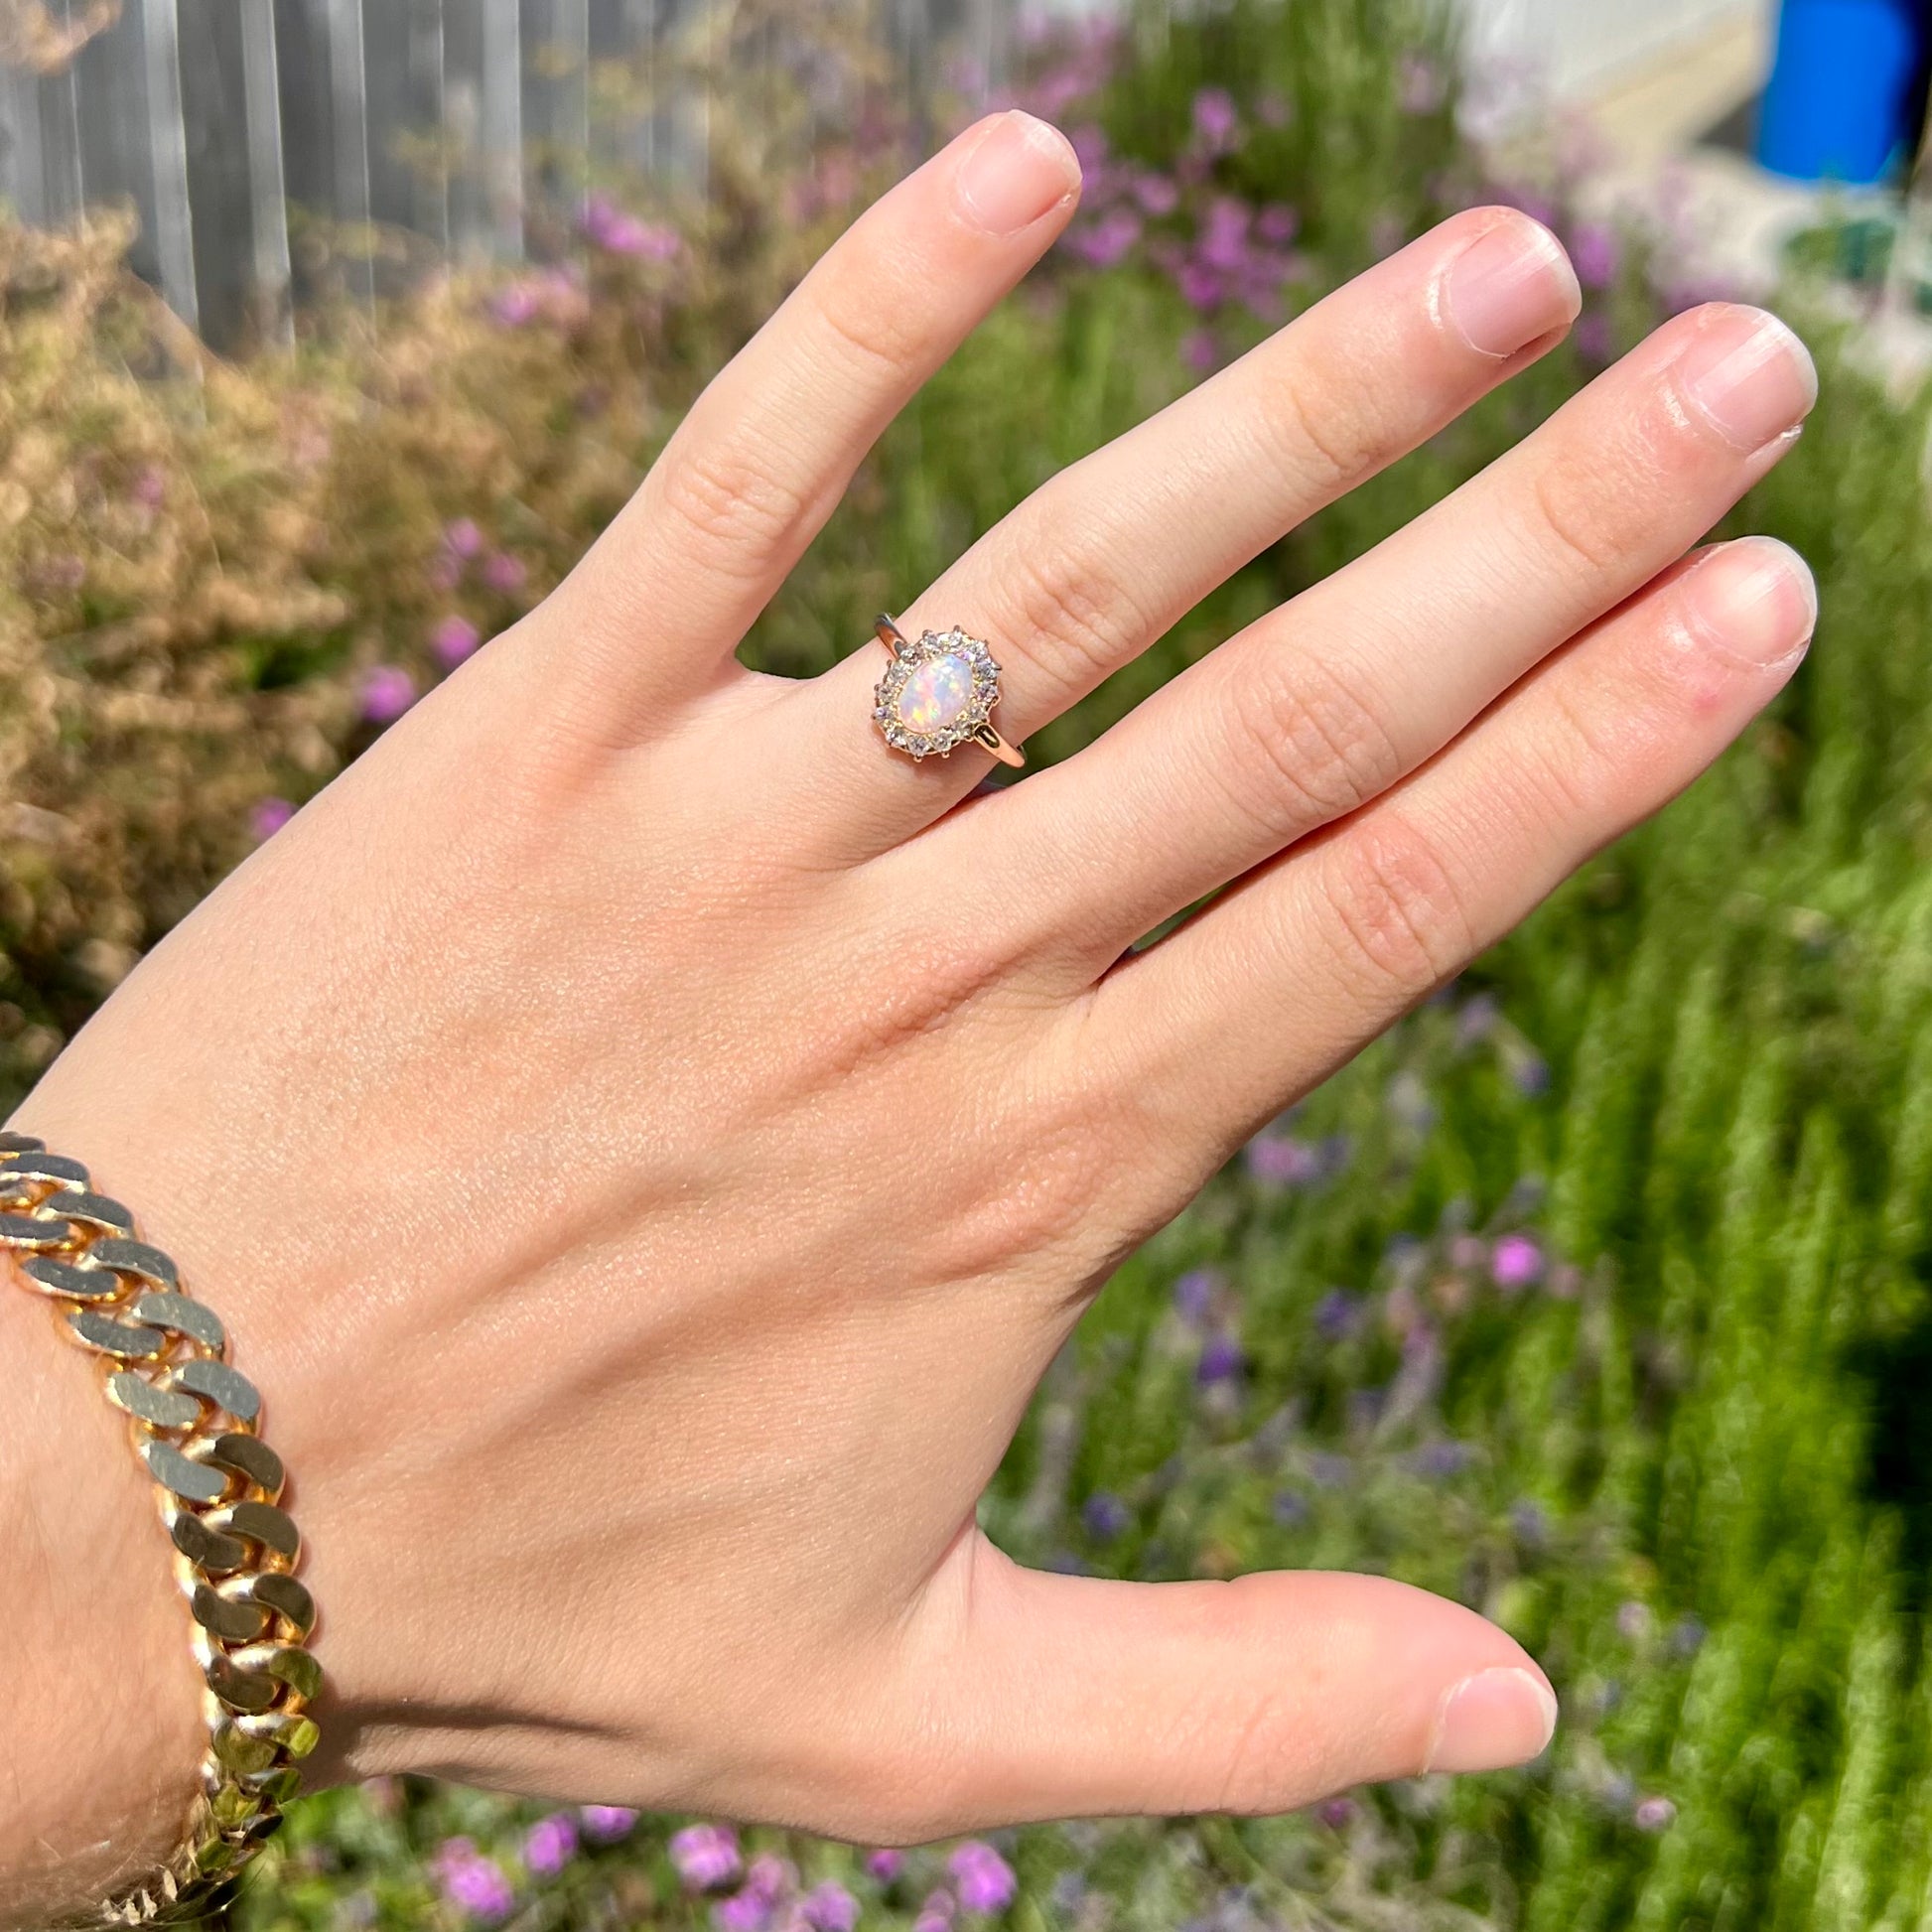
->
[522,0,588,230]
[238,0,295,343]
[69,0,158,284]
[482,0,524,254]
[0,59,48,225]
[178,0,264,345]
[364,0,447,249]
[34,3,84,227]
[0,0,996,343]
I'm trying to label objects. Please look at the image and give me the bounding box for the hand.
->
[2,108,1817,1916]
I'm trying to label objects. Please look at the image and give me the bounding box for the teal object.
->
[1757,0,1926,183]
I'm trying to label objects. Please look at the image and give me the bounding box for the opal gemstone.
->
[897,651,974,735]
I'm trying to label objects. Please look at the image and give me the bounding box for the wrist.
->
[0,1214,205,1929]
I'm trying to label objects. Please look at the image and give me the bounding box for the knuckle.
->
[1221,652,1404,843]
[654,436,810,571]
[1257,367,1368,499]
[999,539,1152,696]
[1319,814,1476,998]
[802,272,926,381]
[1529,680,1619,821]
[982,1116,1112,1267]
[1523,456,1631,577]
[937,1099,1115,1286]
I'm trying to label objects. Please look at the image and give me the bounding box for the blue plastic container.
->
[1757,0,1927,184]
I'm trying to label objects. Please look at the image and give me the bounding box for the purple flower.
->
[359,664,416,725]
[1179,328,1219,373]
[1510,1499,1551,1545]
[1197,197,1250,272]
[802,1883,860,1932]
[1575,311,1614,363]
[744,1857,796,1902]
[1082,1490,1130,1540]
[1615,1599,1653,1641]
[918,1889,956,1922]
[1175,259,1223,311]
[1633,1795,1677,1832]
[1172,1267,1219,1322]
[583,193,681,259]
[523,1812,579,1878]
[1065,207,1142,268]
[1570,220,1619,290]
[670,1824,743,1891]
[491,285,540,326]
[717,1889,776,1932]
[250,795,295,841]
[1671,1614,1707,1658]
[1068,123,1110,174]
[579,1804,638,1844]
[863,1851,904,1883]
[1191,87,1238,154]
[482,551,528,596]
[489,266,590,328]
[431,615,483,668]
[1411,1439,1473,1478]
[1315,1796,1357,1829]
[131,464,167,509]
[426,553,462,594]
[1271,1489,1310,1526]
[913,1914,954,1932]
[1134,171,1179,215]
[1196,1334,1244,1385]
[1398,53,1446,114]
[1511,1050,1552,1096]
[431,1842,515,1923]
[947,1844,1016,1916]
[1454,991,1499,1044]
[444,516,484,559]
[1491,1233,1545,1289]
[1312,1289,1361,1339]
[1254,203,1300,246]
[1245,1134,1319,1185]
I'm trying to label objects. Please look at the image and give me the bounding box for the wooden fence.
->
[0,0,1011,345]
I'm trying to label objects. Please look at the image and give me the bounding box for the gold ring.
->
[872,617,1027,768]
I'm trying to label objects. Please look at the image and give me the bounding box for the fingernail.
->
[955,110,1081,236]
[1424,1666,1559,1774]
[1442,214,1581,358]
[1675,308,1818,451]
[1689,536,1819,668]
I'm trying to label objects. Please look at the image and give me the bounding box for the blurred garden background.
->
[6,0,1932,1925]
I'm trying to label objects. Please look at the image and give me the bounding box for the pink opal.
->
[897,652,974,735]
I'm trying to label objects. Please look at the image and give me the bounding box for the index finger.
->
[542,112,1082,740]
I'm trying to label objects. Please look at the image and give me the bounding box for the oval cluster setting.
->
[874,626,1002,759]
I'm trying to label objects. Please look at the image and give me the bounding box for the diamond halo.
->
[873,625,1004,760]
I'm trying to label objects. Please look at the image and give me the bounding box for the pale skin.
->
[0,110,1820,1925]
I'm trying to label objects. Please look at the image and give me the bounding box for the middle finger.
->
[783,207,1582,855]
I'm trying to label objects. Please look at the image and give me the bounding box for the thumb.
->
[921,1538,1557,1825]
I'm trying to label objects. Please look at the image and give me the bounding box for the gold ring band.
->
[872,617,1026,768]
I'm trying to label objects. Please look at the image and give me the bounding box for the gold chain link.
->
[0,1130,319,1927]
